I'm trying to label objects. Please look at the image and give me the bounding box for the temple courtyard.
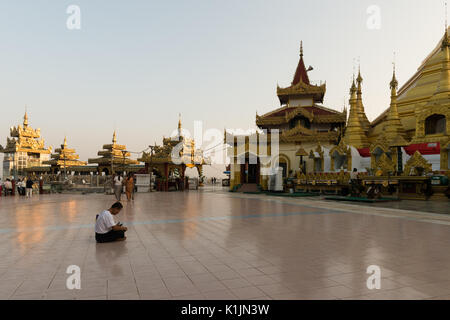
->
[1,187,450,300]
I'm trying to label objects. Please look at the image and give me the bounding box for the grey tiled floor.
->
[0,189,450,300]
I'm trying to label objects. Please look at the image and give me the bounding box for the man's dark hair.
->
[111,202,123,209]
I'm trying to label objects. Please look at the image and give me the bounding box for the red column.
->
[11,180,16,196]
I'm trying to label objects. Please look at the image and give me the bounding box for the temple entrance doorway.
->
[239,153,260,185]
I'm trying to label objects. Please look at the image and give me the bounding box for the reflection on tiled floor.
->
[0,188,450,300]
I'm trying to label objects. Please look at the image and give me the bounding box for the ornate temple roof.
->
[0,112,52,155]
[276,42,326,105]
[138,117,210,166]
[256,105,346,127]
[88,131,139,166]
[43,137,87,168]
[292,41,310,85]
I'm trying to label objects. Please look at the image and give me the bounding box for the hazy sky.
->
[0,0,446,173]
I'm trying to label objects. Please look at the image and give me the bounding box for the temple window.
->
[372,147,385,162]
[314,158,322,172]
[289,117,310,129]
[425,114,446,135]
[332,151,347,171]
[279,159,288,178]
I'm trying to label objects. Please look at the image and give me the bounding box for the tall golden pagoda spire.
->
[112,131,117,144]
[433,24,450,97]
[63,136,67,149]
[356,66,370,131]
[384,65,407,141]
[344,78,369,148]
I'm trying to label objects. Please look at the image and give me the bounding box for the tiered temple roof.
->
[0,112,52,155]
[43,137,87,168]
[138,117,209,166]
[276,41,326,105]
[256,42,346,144]
[88,132,139,167]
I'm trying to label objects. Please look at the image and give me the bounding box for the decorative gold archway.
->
[373,153,396,176]
[329,141,351,171]
[403,151,433,176]
[309,144,325,172]
[275,153,291,176]
[370,135,393,170]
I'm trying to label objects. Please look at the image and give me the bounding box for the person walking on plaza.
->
[95,202,127,243]
[113,173,124,201]
[125,173,134,201]
[26,177,34,198]
[18,179,26,196]
[4,179,12,196]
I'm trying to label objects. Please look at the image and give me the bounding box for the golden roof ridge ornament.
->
[23,110,28,128]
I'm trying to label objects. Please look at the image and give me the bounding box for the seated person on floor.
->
[95,202,127,243]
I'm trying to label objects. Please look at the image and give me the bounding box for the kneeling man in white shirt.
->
[95,202,128,243]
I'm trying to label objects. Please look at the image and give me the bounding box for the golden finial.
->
[178,113,182,130]
[356,59,363,84]
[112,131,117,144]
[390,52,398,90]
[23,109,28,127]
[442,2,449,48]
[300,41,303,57]
[446,1,448,31]
[350,74,357,95]
[63,136,67,148]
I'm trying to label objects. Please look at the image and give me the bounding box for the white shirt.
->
[114,176,123,186]
[350,171,358,180]
[95,210,116,234]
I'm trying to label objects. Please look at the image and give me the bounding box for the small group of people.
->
[0,178,13,196]
[113,173,135,202]
[0,177,34,197]
[16,177,35,197]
